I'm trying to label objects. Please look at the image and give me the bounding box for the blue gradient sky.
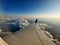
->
[1,0,60,15]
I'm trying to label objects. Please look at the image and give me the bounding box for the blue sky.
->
[1,0,60,15]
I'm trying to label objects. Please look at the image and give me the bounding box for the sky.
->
[0,0,60,15]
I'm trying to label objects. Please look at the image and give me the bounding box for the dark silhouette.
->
[35,19,38,24]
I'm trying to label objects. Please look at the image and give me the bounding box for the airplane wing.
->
[2,24,56,45]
